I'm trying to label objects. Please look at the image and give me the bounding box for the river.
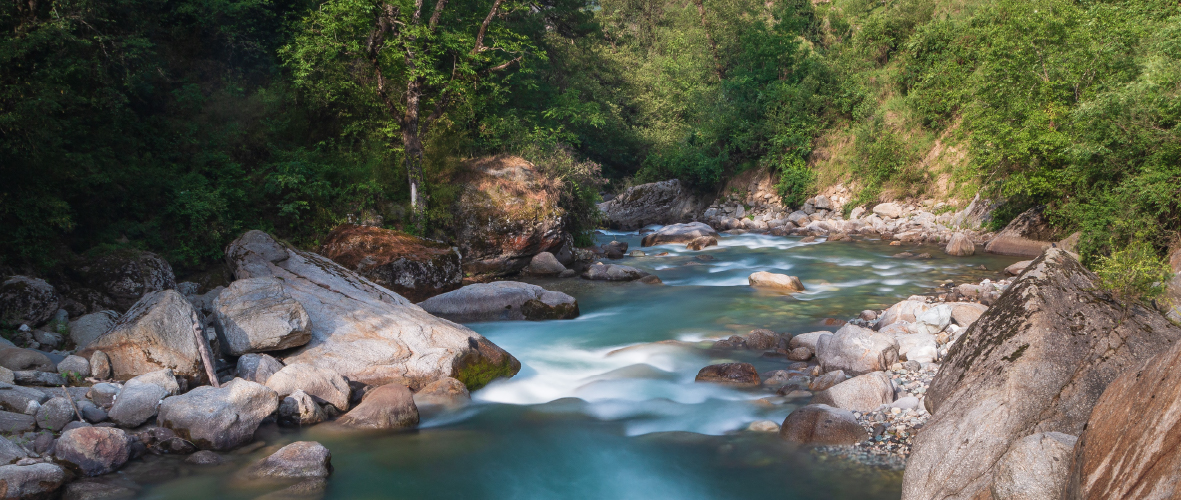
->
[137,229,1019,500]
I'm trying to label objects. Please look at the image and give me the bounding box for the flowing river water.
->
[136,230,1021,500]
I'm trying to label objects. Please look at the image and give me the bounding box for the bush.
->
[1094,241,1173,307]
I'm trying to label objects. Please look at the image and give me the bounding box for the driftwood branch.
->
[190,311,220,388]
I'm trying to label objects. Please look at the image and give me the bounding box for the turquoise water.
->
[137,230,1019,500]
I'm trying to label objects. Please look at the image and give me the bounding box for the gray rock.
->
[903,248,1181,500]
[527,252,567,276]
[877,300,930,329]
[808,370,845,392]
[278,390,325,426]
[779,404,868,446]
[694,363,760,387]
[157,378,279,450]
[949,303,988,327]
[0,276,60,326]
[0,436,28,465]
[0,367,11,385]
[598,180,711,230]
[640,222,718,247]
[242,441,331,480]
[812,372,895,412]
[418,282,579,322]
[787,331,829,355]
[213,277,312,357]
[0,384,49,414]
[896,333,939,364]
[265,363,350,411]
[54,426,133,476]
[236,353,283,384]
[89,351,111,380]
[945,233,976,256]
[816,324,899,376]
[76,290,208,382]
[35,397,76,431]
[336,384,418,430]
[86,383,120,408]
[581,263,650,282]
[0,463,66,498]
[75,400,107,423]
[13,371,66,387]
[107,369,179,428]
[57,356,90,377]
[223,230,519,390]
[32,331,62,350]
[0,348,54,373]
[872,203,903,218]
[0,411,35,433]
[991,432,1077,500]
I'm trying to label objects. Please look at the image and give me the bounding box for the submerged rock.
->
[902,248,1181,500]
[418,282,578,322]
[412,377,471,408]
[244,441,332,481]
[685,236,718,251]
[581,263,651,282]
[747,272,804,292]
[318,224,462,302]
[224,230,520,390]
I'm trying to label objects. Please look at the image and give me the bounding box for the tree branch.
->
[471,0,506,55]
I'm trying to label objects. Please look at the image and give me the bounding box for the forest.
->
[2,0,1179,277]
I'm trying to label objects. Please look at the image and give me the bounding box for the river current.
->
[138,229,1019,500]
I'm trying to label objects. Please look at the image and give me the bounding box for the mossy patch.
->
[454,355,520,392]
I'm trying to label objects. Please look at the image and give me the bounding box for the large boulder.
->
[598,179,710,230]
[0,349,54,373]
[76,290,207,383]
[336,384,419,430]
[213,277,312,356]
[223,230,520,390]
[318,224,461,302]
[0,277,59,326]
[67,311,119,350]
[640,222,718,247]
[779,404,868,446]
[452,156,566,278]
[693,363,760,387]
[265,363,351,411]
[1066,319,1181,499]
[417,282,578,322]
[872,203,903,218]
[944,233,975,256]
[243,441,332,480]
[53,426,134,476]
[157,378,279,451]
[72,248,177,312]
[984,206,1056,257]
[812,372,894,412]
[901,248,1181,500]
[0,463,65,499]
[748,272,804,292]
[990,432,1077,500]
[816,325,899,376]
[525,252,567,276]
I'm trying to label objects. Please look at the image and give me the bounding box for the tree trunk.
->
[402,76,428,233]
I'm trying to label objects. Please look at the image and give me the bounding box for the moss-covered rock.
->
[319,224,461,302]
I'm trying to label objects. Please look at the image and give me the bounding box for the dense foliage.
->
[1,0,1178,273]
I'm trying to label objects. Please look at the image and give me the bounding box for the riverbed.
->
[136,230,1019,500]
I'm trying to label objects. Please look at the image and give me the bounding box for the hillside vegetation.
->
[1,0,1177,274]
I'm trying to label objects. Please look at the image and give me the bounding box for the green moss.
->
[454,355,520,391]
